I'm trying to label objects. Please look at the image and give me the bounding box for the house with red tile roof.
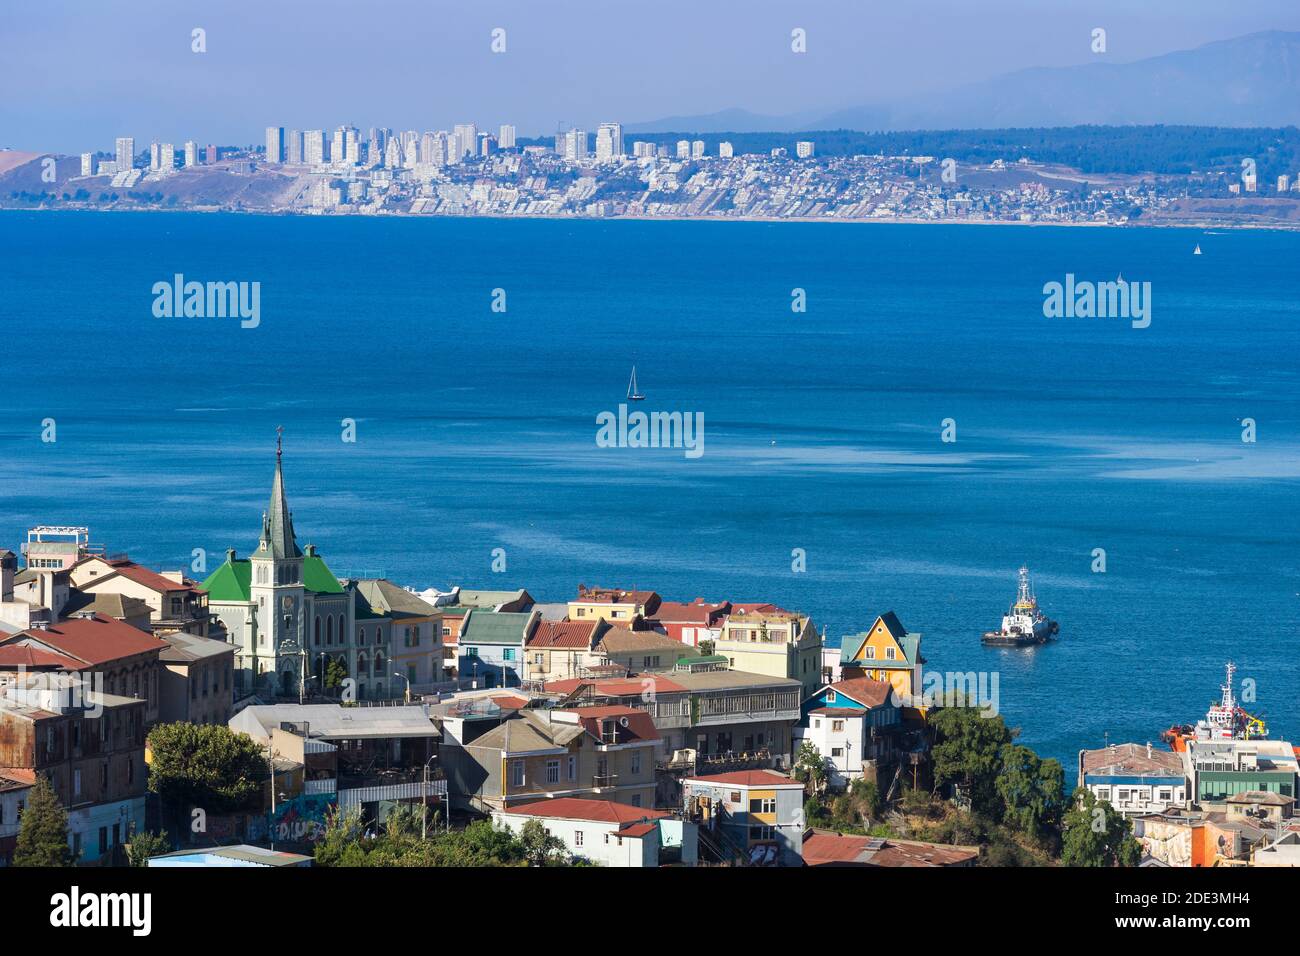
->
[649,599,730,647]
[494,797,698,866]
[69,555,211,637]
[0,612,167,724]
[795,677,905,790]
[522,618,610,683]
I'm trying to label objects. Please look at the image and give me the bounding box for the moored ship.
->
[981,565,1058,647]
[1161,661,1268,752]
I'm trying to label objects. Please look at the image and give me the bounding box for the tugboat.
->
[981,566,1059,647]
[1161,661,1268,752]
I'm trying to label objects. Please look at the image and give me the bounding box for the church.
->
[201,435,389,700]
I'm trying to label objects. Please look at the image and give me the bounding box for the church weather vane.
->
[276,425,284,460]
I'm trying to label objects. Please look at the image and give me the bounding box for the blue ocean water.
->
[1,210,1298,771]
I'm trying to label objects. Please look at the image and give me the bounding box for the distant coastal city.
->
[4,119,1300,227]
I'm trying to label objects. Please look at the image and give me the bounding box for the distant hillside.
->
[629,31,1300,134]
[824,30,1300,130]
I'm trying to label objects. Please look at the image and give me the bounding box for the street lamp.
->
[394,671,410,704]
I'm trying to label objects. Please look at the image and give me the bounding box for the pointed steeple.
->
[258,426,303,560]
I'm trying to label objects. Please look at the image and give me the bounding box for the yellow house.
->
[715,608,822,697]
[838,612,924,707]
[568,586,661,625]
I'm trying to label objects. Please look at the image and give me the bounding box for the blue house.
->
[457,608,537,688]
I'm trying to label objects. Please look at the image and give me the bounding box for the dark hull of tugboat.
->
[981,622,1058,647]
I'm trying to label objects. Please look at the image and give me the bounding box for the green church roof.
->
[303,555,343,594]
[202,559,251,601]
[200,554,343,602]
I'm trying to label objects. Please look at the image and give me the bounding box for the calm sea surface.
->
[2,210,1298,770]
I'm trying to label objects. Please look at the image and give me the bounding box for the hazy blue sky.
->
[3,0,1298,152]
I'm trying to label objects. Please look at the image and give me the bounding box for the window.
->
[831,747,844,758]
[574,830,584,847]
[832,720,844,733]
[73,769,82,797]
[99,827,108,855]
[886,647,896,660]
[729,791,741,803]
[509,761,524,788]
[631,751,641,775]
[631,794,641,807]
[546,760,561,784]
[567,755,576,780]
[826,691,836,704]
[502,648,515,662]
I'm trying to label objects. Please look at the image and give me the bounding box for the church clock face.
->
[282,595,295,611]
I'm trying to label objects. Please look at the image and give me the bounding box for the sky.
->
[2,0,1298,153]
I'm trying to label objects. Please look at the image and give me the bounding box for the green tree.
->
[793,741,828,795]
[324,658,348,691]
[929,705,1013,816]
[314,807,547,868]
[996,744,1066,836]
[1061,788,1142,867]
[147,723,266,813]
[13,776,71,867]
[127,830,171,867]
[517,819,569,866]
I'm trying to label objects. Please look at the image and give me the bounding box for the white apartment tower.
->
[719,141,734,158]
[265,126,284,163]
[80,153,93,176]
[183,141,198,167]
[115,137,135,171]
[595,123,623,163]
[304,130,326,166]
[563,129,588,162]
[498,124,517,150]
[454,124,478,160]
[796,141,815,159]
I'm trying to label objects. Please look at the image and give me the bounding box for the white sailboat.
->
[1194,243,1202,255]
[626,365,645,401]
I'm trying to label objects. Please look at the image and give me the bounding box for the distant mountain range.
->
[625,30,1300,134]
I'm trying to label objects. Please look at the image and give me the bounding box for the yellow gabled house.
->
[838,612,924,709]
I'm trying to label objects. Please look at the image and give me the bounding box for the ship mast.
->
[1014,565,1035,611]
[1220,661,1236,712]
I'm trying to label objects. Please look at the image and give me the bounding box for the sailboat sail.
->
[627,366,645,401]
